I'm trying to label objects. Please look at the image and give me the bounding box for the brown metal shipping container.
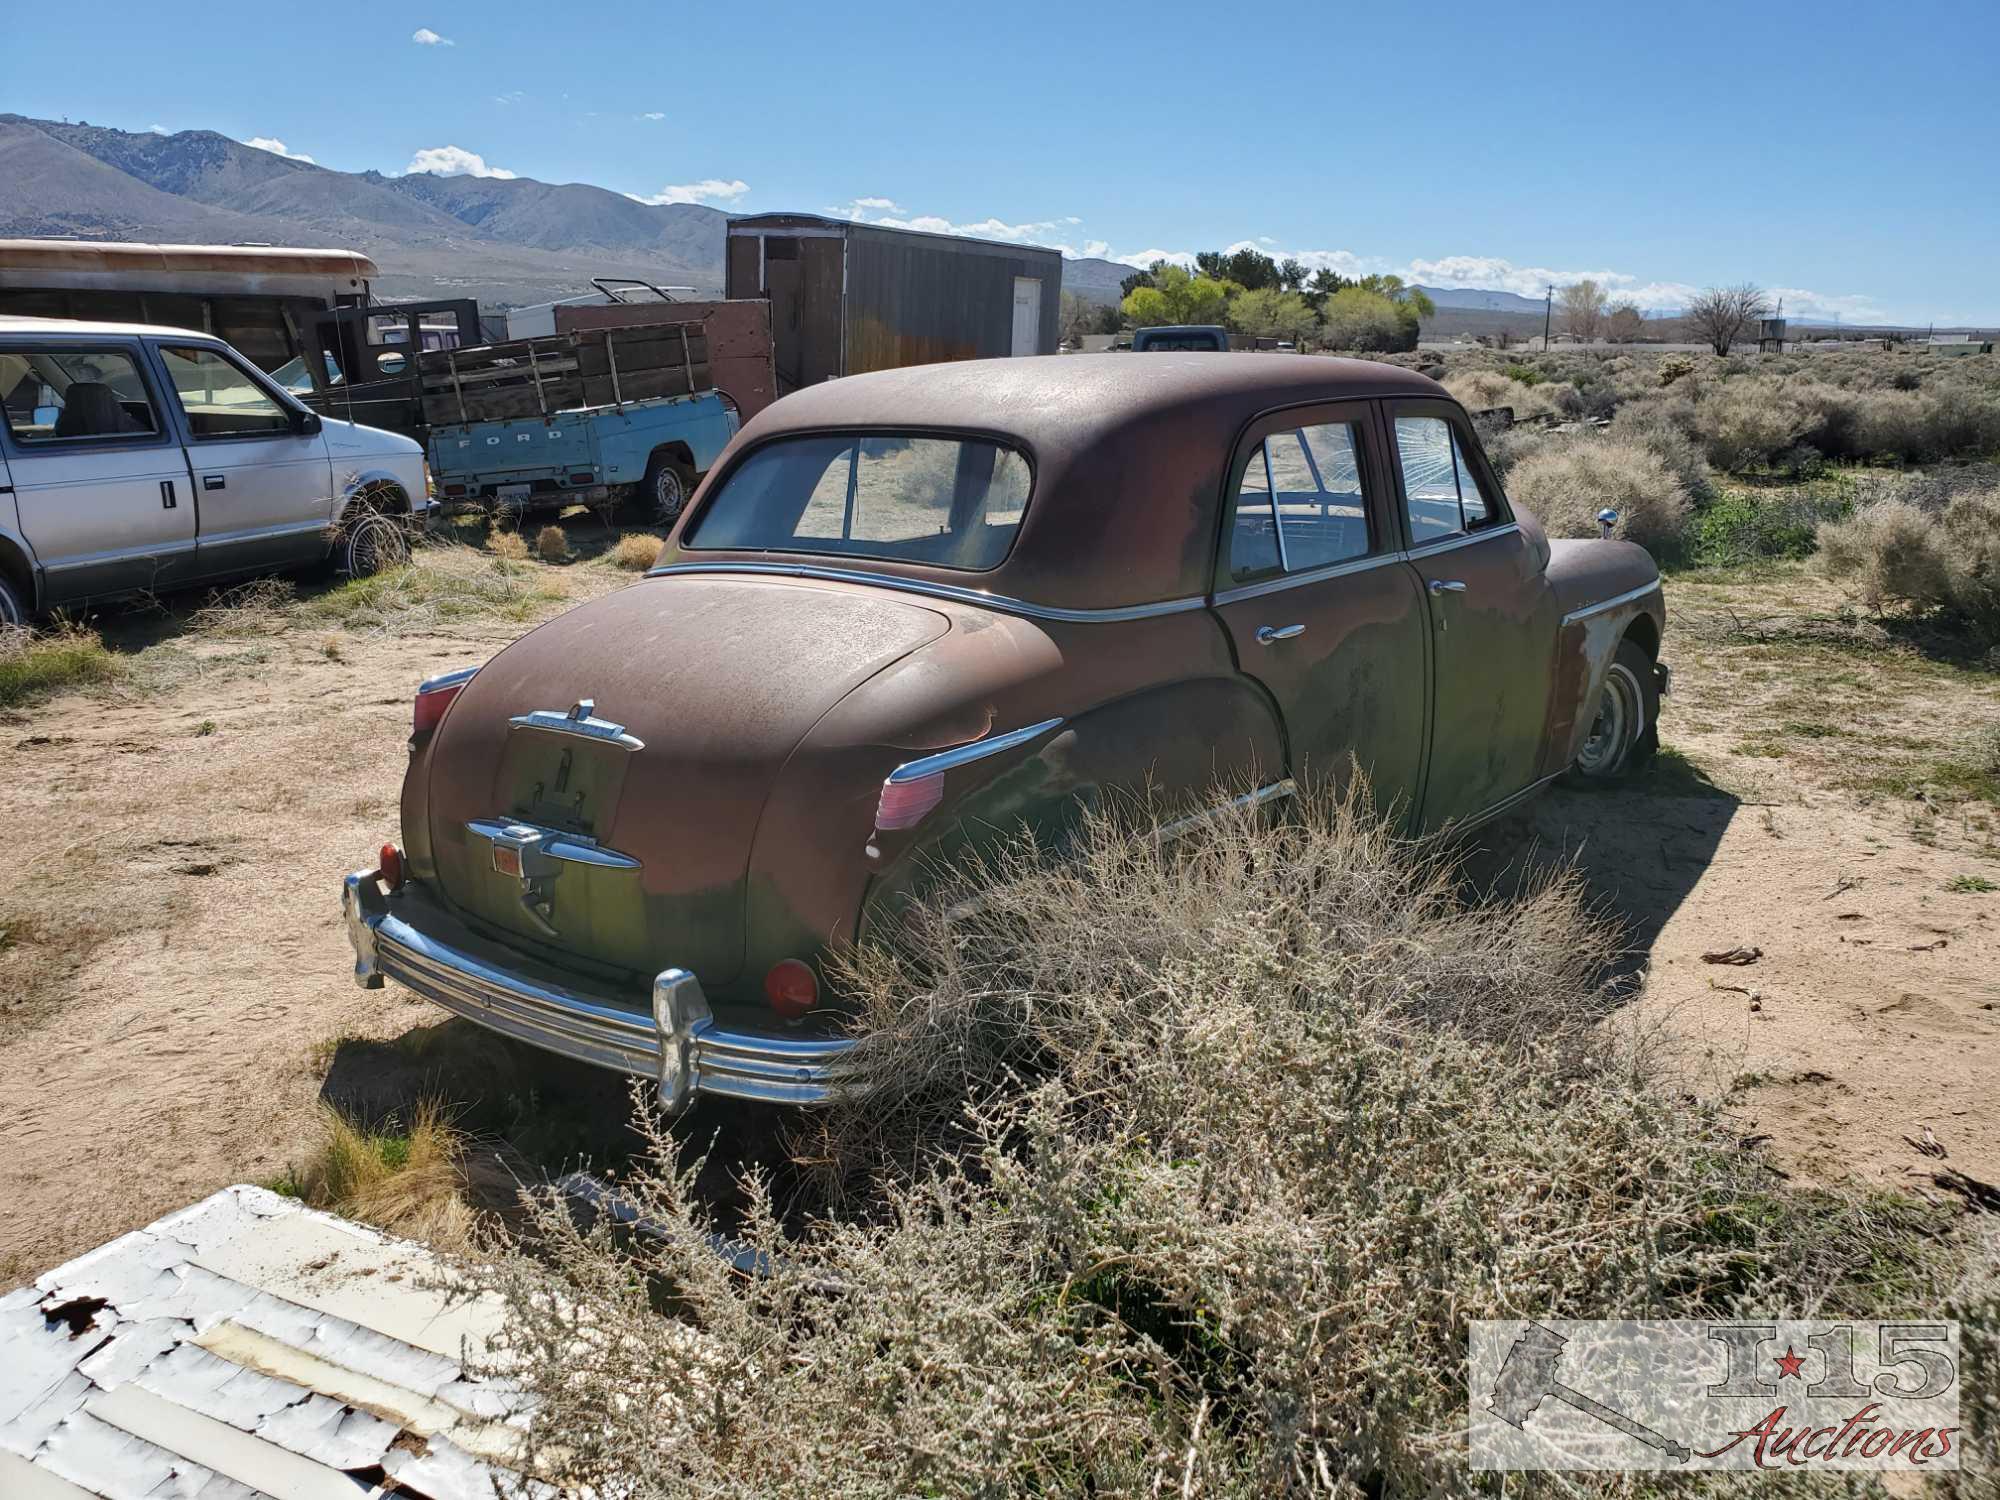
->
[724,214,1061,396]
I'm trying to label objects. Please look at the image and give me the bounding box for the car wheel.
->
[0,572,27,627]
[1570,638,1659,781]
[642,454,694,524]
[342,510,410,578]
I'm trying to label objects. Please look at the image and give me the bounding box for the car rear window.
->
[686,434,1032,571]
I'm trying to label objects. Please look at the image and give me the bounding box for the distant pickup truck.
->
[420,323,738,520]
[1131,325,1230,352]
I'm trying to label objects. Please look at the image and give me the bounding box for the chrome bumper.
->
[342,872,852,1111]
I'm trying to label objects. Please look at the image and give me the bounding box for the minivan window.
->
[1,347,159,443]
[686,435,1032,572]
[159,345,293,438]
[1394,415,1496,544]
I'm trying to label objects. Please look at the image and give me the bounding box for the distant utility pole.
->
[1543,284,1553,349]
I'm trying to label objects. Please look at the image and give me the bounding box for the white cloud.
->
[148,123,169,135]
[405,145,516,179]
[493,90,526,106]
[639,111,666,122]
[412,26,452,45]
[628,177,750,206]
[850,195,901,211]
[243,136,315,164]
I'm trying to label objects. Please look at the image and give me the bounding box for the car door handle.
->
[1255,623,1306,644]
[160,479,177,510]
[1427,579,1468,595]
[203,474,226,491]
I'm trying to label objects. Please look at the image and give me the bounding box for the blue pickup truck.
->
[428,391,737,520]
[419,323,739,520]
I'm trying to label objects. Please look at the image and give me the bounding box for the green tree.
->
[1353,274,1437,319]
[1232,287,1319,343]
[1318,287,1419,352]
[1120,263,1234,328]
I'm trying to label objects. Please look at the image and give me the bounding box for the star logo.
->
[1773,1345,1807,1380]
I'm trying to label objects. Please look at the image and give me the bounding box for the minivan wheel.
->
[1569,638,1660,782]
[342,511,410,578]
[0,573,26,627]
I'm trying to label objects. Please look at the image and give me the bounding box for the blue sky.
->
[6,0,1996,324]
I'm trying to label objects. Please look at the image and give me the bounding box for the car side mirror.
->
[292,408,323,437]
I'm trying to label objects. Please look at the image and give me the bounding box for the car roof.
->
[0,314,221,342]
[703,354,1455,613]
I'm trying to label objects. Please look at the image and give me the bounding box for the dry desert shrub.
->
[1607,398,1714,500]
[465,785,1922,1497]
[609,533,665,571]
[1819,484,2000,638]
[1695,378,1819,471]
[487,528,531,562]
[1503,434,1692,549]
[534,525,570,563]
[1442,370,1570,419]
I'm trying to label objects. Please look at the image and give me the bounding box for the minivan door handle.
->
[1255,623,1306,644]
[160,479,177,510]
[1427,578,1468,595]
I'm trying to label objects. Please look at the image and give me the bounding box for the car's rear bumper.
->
[341,872,852,1111]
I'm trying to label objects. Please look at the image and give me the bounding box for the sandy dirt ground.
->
[2,572,1996,1283]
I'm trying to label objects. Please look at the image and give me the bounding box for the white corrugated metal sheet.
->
[0,1185,538,1498]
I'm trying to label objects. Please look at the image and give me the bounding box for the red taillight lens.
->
[764,959,819,1019]
[875,770,944,830]
[412,666,478,736]
[379,843,405,891]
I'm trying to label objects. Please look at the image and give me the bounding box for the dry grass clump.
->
[1820,484,2000,639]
[467,785,1933,1495]
[487,528,531,562]
[1504,434,1692,549]
[273,1100,488,1253]
[608,533,664,571]
[188,543,570,638]
[0,622,120,707]
[534,525,570,563]
[1443,369,1569,419]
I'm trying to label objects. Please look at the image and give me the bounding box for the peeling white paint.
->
[0,1185,536,1498]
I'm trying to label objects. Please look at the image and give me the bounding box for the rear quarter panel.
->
[746,604,1283,971]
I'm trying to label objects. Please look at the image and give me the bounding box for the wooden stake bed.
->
[419,321,711,426]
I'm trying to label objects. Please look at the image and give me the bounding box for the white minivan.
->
[0,316,434,623]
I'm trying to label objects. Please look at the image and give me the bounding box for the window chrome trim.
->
[466,818,643,870]
[1213,551,1405,606]
[646,562,1207,624]
[887,717,1064,784]
[1405,521,1520,557]
[1560,579,1661,626]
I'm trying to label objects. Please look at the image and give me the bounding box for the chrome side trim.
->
[509,698,645,751]
[646,561,1207,624]
[1406,521,1521,557]
[465,818,643,870]
[1155,778,1296,841]
[1561,579,1662,626]
[1445,770,1564,836]
[1214,551,1404,606]
[886,717,1064,784]
[418,664,479,695]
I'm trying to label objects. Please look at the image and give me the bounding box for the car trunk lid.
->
[422,575,948,985]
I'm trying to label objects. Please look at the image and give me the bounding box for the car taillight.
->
[413,665,479,736]
[875,770,945,830]
[764,959,818,1019]
[379,843,405,891]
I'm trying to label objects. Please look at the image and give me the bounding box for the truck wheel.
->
[1568,638,1659,782]
[0,572,26,627]
[342,510,410,578]
[642,454,694,524]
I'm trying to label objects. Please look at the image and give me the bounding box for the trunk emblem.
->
[509,699,645,751]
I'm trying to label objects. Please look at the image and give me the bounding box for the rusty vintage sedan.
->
[342,355,1667,1110]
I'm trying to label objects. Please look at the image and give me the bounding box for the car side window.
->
[1227,420,1373,580]
[1394,415,1496,544]
[158,345,292,439]
[1,347,160,444]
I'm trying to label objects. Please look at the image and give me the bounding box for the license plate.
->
[496,483,531,502]
[491,845,523,877]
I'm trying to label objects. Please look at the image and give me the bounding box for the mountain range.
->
[0,114,1149,312]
